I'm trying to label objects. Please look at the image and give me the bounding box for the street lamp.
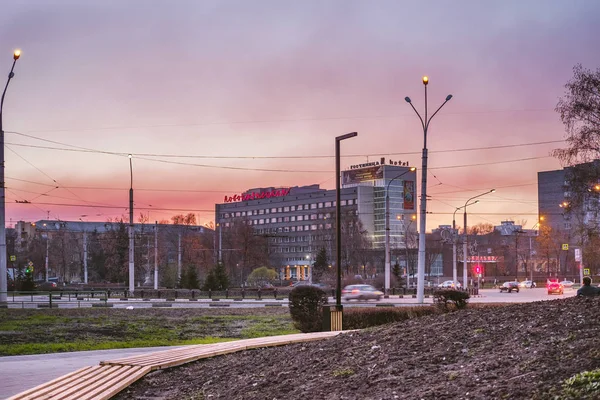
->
[462,189,495,288]
[128,154,135,296]
[0,49,22,305]
[404,214,417,287]
[385,167,416,296]
[336,132,357,307]
[452,200,479,287]
[405,76,453,303]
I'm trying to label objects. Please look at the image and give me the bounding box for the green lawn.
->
[0,308,298,356]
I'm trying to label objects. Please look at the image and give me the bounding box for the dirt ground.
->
[113,296,599,400]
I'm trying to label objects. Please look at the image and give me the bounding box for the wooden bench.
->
[8,331,343,400]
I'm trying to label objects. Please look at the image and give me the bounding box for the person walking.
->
[577,277,599,297]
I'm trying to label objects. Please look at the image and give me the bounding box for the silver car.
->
[342,284,383,301]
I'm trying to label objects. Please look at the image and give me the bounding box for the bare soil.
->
[114,297,600,400]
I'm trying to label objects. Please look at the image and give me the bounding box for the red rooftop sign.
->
[224,188,291,203]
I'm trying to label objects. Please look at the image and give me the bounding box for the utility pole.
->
[83,232,88,284]
[177,232,182,280]
[45,235,49,282]
[154,221,158,290]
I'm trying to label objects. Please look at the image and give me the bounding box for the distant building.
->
[215,164,418,280]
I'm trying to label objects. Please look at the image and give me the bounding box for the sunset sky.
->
[1,0,599,231]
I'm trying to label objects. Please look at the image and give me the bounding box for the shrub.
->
[343,306,439,330]
[559,368,600,399]
[434,289,470,311]
[288,286,328,332]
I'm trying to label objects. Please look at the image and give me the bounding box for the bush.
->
[288,286,328,332]
[434,289,470,311]
[343,306,439,330]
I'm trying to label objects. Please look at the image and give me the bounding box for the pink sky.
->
[1,0,599,231]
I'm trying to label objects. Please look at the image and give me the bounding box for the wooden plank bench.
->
[8,331,343,400]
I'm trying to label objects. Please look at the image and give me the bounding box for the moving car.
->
[559,280,574,288]
[342,284,383,301]
[35,281,57,290]
[438,280,462,289]
[499,281,520,293]
[547,281,564,295]
[518,280,536,288]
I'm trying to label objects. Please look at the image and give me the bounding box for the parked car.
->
[518,280,536,288]
[499,281,520,293]
[559,280,574,288]
[438,280,462,289]
[547,281,564,295]
[342,284,383,301]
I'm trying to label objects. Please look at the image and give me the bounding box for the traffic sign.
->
[583,268,590,276]
[562,244,569,251]
[9,255,16,262]
[575,248,581,262]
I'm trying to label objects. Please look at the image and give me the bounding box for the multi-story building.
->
[215,163,417,281]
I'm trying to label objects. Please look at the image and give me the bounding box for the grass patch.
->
[0,308,298,356]
[333,368,355,377]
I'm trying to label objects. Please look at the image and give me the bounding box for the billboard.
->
[342,166,384,185]
[403,180,415,210]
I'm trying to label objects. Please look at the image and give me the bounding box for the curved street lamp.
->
[128,154,135,296]
[0,49,22,304]
[405,76,453,303]
[462,189,495,288]
[384,167,416,295]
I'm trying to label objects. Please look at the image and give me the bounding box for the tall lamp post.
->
[128,154,135,296]
[452,200,479,287]
[405,76,452,303]
[404,214,417,287]
[0,49,21,305]
[385,167,416,295]
[462,189,495,288]
[336,132,357,307]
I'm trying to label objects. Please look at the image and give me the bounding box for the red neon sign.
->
[224,188,291,203]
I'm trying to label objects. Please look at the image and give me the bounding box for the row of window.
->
[221,199,355,219]
[272,246,312,253]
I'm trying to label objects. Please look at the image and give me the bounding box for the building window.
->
[284,227,290,232]
[325,223,332,229]
[271,208,277,213]
[291,226,296,232]
[271,218,277,223]
[284,206,289,212]
[277,207,283,212]
[291,216,296,222]
[297,226,303,231]
[298,205,304,210]
[235,212,241,217]
[318,202,323,208]
[278,217,283,223]
[311,224,317,230]
[310,203,317,209]
[341,200,347,206]
[291,205,296,211]
[259,209,264,215]
[305,225,310,231]
[310,214,317,220]
[284,216,290,222]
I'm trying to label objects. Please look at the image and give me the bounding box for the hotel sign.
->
[349,157,411,170]
[224,188,291,203]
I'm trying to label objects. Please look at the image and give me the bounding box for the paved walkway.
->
[6,331,343,400]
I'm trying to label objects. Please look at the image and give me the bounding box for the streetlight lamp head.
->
[490,189,496,193]
[404,96,411,103]
[409,167,416,172]
[422,76,429,85]
[13,49,21,60]
[445,94,453,101]
[128,154,133,159]
[411,215,416,220]
[474,200,480,204]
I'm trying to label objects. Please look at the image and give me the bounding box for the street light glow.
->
[422,76,429,85]
[409,167,416,172]
[128,154,133,159]
[13,49,21,60]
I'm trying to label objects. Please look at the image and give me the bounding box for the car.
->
[499,281,520,293]
[35,281,57,290]
[438,280,462,289]
[559,280,574,288]
[547,281,564,295]
[342,284,383,301]
[518,280,536,288]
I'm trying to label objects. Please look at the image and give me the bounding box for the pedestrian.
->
[481,278,485,288]
[577,277,599,297]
